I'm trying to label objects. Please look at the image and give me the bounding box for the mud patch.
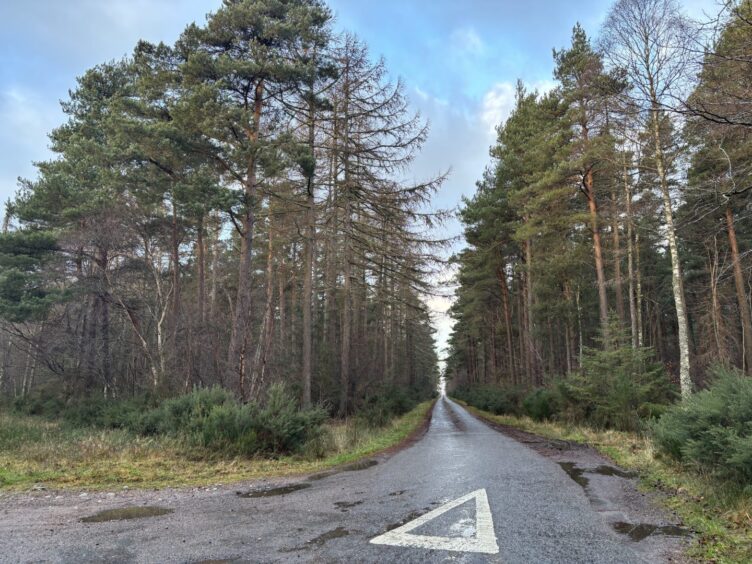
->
[612,522,691,542]
[237,483,311,498]
[307,527,350,546]
[81,506,173,523]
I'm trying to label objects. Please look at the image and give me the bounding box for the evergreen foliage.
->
[653,368,752,484]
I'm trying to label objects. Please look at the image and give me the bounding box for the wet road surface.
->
[1,397,675,563]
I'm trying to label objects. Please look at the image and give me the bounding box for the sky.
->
[0,0,717,361]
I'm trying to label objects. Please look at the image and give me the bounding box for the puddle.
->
[308,470,337,481]
[334,500,363,510]
[558,462,636,489]
[340,459,378,472]
[557,462,589,488]
[81,506,173,523]
[612,522,690,542]
[237,483,311,498]
[307,527,350,546]
[593,465,637,479]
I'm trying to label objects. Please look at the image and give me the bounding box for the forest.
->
[448,0,752,484]
[0,0,443,427]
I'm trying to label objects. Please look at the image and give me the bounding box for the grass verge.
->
[0,400,433,493]
[456,400,752,564]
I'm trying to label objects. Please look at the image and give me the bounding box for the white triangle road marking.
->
[369,489,499,554]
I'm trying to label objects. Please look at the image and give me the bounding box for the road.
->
[1,397,686,563]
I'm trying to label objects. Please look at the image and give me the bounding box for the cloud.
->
[480,82,517,136]
[450,27,485,56]
[480,79,557,135]
[0,87,60,202]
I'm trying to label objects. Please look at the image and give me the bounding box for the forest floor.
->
[456,401,752,563]
[0,400,434,493]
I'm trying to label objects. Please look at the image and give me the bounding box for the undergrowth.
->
[0,400,433,492]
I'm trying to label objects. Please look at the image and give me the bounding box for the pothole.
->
[80,506,173,523]
[334,500,363,510]
[237,483,311,498]
[307,527,350,546]
[386,509,428,531]
[612,522,691,541]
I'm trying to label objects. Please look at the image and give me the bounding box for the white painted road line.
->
[369,489,500,554]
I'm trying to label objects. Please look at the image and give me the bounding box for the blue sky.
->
[0,0,716,355]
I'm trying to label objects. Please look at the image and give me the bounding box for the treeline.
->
[0,0,442,415]
[447,0,752,396]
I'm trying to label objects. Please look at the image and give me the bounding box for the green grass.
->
[0,400,433,492]
[456,400,752,564]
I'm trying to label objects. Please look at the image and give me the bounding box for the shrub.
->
[453,384,524,416]
[652,368,752,484]
[13,388,156,430]
[200,403,259,455]
[192,383,326,456]
[557,338,676,431]
[522,388,560,421]
[10,384,328,458]
[134,387,234,436]
[357,385,418,428]
[251,383,327,454]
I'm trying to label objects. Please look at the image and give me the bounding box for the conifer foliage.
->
[447,1,752,398]
[0,0,442,413]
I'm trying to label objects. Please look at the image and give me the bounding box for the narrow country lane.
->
[1,398,679,563]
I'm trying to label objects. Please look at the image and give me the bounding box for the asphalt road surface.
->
[1,397,678,563]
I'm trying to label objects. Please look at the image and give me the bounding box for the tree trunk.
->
[524,240,537,385]
[635,229,644,348]
[651,106,691,398]
[584,167,610,342]
[725,204,752,373]
[612,189,625,325]
[339,195,352,416]
[709,240,727,361]
[302,100,316,408]
[497,264,516,383]
[624,156,639,348]
[227,79,264,400]
[170,196,181,340]
[250,213,276,397]
[196,215,206,325]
